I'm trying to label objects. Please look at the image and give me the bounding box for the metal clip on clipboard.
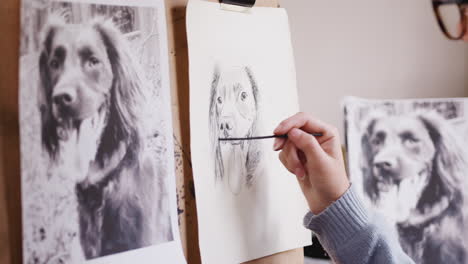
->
[220,0,256,13]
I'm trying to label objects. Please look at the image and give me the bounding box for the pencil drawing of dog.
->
[37,16,172,259]
[361,112,467,263]
[208,66,261,194]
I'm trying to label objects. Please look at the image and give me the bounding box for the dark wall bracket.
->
[220,0,256,8]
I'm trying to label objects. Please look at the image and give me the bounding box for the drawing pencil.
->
[218,133,323,141]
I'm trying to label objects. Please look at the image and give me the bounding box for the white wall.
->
[282,0,468,131]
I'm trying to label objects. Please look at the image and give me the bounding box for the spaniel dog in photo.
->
[361,112,467,263]
[208,66,262,194]
[38,16,172,259]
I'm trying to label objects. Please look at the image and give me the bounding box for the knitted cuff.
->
[303,186,370,250]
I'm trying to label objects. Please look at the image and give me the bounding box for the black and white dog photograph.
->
[19,0,175,263]
[208,65,262,195]
[345,97,468,264]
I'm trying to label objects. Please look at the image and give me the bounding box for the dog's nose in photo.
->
[374,160,395,173]
[53,90,76,109]
[373,153,400,176]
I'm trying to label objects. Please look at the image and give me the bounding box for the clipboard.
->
[0,0,305,263]
[167,0,304,263]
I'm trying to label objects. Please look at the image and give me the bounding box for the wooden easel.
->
[0,0,304,263]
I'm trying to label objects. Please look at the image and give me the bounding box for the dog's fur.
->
[208,66,261,194]
[38,16,172,259]
[361,112,467,263]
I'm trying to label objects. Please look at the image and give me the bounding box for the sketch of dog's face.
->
[367,116,435,192]
[215,68,257,145]
[42,23,113,140]
[209,66,261,194]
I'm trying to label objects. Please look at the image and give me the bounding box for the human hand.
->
[273,112,350,214]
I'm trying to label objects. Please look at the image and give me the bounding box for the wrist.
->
[308,181,351,214]
[309,201,329,215]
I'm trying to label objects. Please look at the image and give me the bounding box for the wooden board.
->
[0,0,21,263]
[0,0,304,263]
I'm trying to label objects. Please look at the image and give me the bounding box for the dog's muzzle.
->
[53,86,79,117]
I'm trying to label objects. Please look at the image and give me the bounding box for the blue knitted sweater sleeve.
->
[303,186,415,264]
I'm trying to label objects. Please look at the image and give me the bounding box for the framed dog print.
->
[18,0,186,263]
[187,1,311,263]
[344,96,468,264]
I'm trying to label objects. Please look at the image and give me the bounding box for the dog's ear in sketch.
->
[93,19,149,165]
[38,15,66,159]
[209,65,224,182]
[417,112,467,213]
[243,66,260,187]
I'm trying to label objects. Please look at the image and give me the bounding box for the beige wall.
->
[282,0,468,131]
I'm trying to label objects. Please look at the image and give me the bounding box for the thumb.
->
[287,128,326,161]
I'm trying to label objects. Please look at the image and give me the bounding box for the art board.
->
[18,0,186,262]
[187,1,311,263]
[345,96,468,264]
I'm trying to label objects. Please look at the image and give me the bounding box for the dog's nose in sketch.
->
[220,120,233,131]
[53,89,77,109]
[220,118,234,138]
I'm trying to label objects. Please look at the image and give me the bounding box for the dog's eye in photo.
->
[240,91,248,101]
[87,56,100,68]
[401,132,419,146]
[217,96,223,104]
[371,132,385,146]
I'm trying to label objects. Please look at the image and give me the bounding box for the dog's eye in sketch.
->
[240,91,248,101]
[87,56,101,67]
[217,96,223,104]
[49,58,60,70]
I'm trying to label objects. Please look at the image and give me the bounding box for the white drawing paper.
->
[344,96,468,264]
[18,0,186,263]
[187,1,311,263]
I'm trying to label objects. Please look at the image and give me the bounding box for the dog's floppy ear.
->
[208,65,224,181]
[360,117,379,200]
[243,66,260,186]
[243,66,259,139]
[38,16,65,158]
[418,112,467,210]
[244,66,259,110]
[359,110,389,201]
[93,19,149,162]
